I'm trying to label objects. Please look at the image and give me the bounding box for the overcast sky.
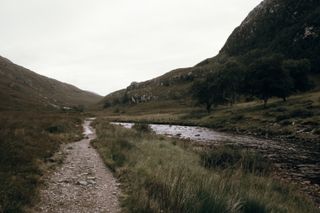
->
[0,0,262,96]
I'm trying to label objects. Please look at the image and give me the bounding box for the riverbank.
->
[100,91,320,145]
[113,121,320,206]
[92,118,319,212]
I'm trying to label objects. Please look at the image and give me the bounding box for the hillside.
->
[100,0,320,109]
[0,56,102,111]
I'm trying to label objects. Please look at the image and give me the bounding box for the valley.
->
[0,0,319,212]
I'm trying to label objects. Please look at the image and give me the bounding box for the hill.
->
[99,0,320,109]
[0,56,102,111]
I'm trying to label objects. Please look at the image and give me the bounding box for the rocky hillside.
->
[208,0,320,71]
[0,56,102,110]
[100,0,320,109]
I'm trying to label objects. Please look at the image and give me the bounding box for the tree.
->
[120,91,130,105]
[245,54,293,107]
[282,59,313,92]
[192,72,227,113]
[103,101,112,109]
[192,80,214,113]
[218,60,244,105]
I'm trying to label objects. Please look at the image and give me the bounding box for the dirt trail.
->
[33,118,120,213]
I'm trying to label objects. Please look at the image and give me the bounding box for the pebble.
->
[33,119,120,213]
[78,181,88,186]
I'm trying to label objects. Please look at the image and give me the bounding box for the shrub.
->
[132,123,153,133]
[46,125,65,133]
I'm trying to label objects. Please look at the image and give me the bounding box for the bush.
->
[46,125,65,133]
[132,123,153,133]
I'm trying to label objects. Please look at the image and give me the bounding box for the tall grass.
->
[0,112,83,212]
[92,118,318,213]
[199,146,272,175]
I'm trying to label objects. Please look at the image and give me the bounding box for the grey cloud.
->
[0,0,262,95]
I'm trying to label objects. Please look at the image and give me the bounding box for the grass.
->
[92,118,318,213]
[199,146,272,175]
[0,111,83,213]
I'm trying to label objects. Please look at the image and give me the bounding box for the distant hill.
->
[0,56,102,111]
[99,0,320,109]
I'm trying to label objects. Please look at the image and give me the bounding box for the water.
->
[111,122,285,149]
[83,118,96,137]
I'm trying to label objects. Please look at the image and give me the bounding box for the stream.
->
[112,122,320,205]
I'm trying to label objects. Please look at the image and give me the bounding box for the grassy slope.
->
[0,56,102,111]
[0,112,84,212]
[100,91,320,144]
[92,119,318,212]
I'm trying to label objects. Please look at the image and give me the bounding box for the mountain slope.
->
[0,56,102,110]
[211,0,320,71]
[100,0,320,109]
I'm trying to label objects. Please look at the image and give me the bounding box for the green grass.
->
[0,112,83,213]
[92,118,318,213]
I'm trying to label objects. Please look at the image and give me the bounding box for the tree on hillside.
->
[282,59,313,92]
[192,72,228,113]
[244,54,293,107]
[121,91,130,105]
[218,60,244,105]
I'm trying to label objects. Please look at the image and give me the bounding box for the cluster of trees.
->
[192,55,313,112]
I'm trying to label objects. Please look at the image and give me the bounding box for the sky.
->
[0,0,262,96]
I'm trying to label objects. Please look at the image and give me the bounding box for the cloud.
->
[0,0,262,95]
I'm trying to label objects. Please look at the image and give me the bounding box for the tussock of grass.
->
[132,123,153,133]
[93,118,318,213]
[0,112,83,212]
[199,146,271,175]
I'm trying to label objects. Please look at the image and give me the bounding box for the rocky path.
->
[33,118,120,213]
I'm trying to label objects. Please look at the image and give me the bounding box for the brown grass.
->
[0,111,83,212]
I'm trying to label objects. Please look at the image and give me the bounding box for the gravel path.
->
[33,118,120,213]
